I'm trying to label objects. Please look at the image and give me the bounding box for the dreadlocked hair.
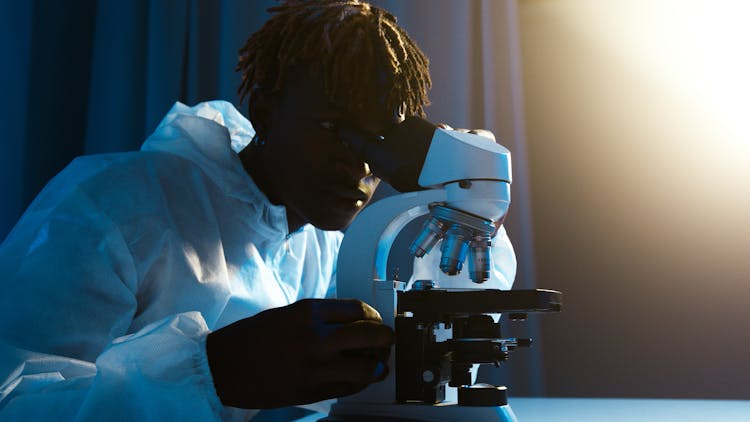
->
[237,0,431,117]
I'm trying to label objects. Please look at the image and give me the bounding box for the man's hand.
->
[206,299,393,409]
[437,123,497,142]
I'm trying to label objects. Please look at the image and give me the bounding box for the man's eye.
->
[320,121,337,131]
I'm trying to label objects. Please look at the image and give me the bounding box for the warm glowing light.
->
[582,0,750,165]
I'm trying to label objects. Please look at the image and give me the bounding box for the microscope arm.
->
[337,189,446,323]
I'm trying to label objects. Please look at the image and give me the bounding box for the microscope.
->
[324,118,562,421]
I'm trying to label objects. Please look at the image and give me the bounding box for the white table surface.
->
[509,397,750,422]
[292,398,750,421]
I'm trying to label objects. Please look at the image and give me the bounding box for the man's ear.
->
[247,88,273,138]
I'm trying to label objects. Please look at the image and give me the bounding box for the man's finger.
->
[469,128,496,141]
[307,299,382,323]
[318,320,394,357]
[452,128,496,141]
[312,356,384,386]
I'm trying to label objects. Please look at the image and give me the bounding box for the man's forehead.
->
[280,67,401,133]
[319,103,399,135]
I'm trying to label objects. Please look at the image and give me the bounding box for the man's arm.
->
[0,183,224,420]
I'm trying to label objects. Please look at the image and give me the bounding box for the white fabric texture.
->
[0,100,516,420]
[0,101,341,421]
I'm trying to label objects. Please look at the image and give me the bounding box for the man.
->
[0,1,515,419]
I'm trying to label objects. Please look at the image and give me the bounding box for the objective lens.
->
[409,217,448,257]
[439,225,472,275]
[468,235,492,283]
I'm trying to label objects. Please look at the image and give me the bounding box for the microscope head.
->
[340,117,512,283]
[416,127,511,283]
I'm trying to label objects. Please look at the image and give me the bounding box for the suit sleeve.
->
[0,185,224,421]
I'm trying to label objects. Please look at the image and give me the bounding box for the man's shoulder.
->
[67,150,208,192]
[26,150,210,220]
[73,149,197,174]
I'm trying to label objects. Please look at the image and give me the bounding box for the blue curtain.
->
[0,0,274,239]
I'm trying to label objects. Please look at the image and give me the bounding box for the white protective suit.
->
[0,101,516,421]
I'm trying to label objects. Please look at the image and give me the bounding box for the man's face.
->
[257,69,400,231]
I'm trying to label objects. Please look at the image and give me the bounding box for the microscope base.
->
[322,401,517,422]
